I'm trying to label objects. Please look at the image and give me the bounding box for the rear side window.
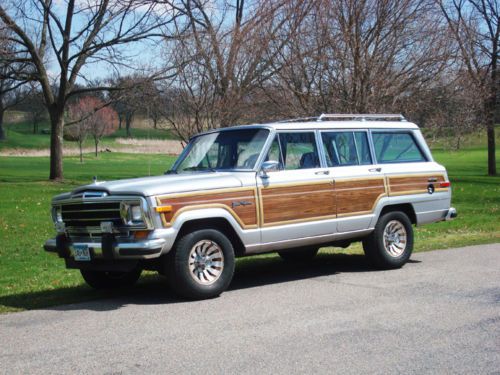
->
[321,131,372,167]
[372,132,426,163]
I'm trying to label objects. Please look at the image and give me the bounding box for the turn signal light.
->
[440,181,451,188]
[134,231,150,240]
[155,205,172,213]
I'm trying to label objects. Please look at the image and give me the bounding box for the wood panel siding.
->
[156,189,258,228]
[154,173,448,231]
[260,182,336,225]
[335,178,387,217]
[388,174,447,196]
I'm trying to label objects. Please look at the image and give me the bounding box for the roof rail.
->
[276,116,319,123]
[317,113,406,122]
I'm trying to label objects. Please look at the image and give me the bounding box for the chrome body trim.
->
[246,229,373,254]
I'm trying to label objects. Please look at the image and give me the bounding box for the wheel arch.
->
[377,203,417,225]
[175,217,246,257]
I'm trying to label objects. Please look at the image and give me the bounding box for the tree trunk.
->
[79,140,83,163]
[486,117,496,176]
[95,139,98,157]
[49,107,64,180]
[487,45,497,176]
[126,113,132,137]
[0,104,5,141]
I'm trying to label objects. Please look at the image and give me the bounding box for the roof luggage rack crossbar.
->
[317,113,406,121]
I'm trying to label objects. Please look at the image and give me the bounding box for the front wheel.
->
[165,229,235,300]
[80,268,142,289]
[362,211,413,269]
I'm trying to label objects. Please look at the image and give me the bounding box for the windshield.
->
[174,128,270,173]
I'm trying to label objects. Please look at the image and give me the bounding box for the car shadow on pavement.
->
[0,253,421,313]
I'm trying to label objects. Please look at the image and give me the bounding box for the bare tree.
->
[0,26,32,140]
[266,0,453,118]
[438,0,498,175]
[0,0,178,179]
[161,0,311,140]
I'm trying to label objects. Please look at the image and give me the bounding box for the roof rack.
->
[276,116,319,123]
[317,113,406,122]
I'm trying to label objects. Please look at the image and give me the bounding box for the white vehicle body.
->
[44,114,456,298]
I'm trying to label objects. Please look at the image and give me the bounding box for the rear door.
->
[320,130,387,232]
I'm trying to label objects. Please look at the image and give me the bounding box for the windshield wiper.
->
[180,166,217,172]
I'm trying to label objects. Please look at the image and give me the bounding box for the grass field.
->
[0,119,178,151]
[0,144,499,313]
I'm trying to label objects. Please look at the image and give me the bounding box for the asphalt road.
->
[1,244,499,374]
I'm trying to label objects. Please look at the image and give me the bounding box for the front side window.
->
[265,132,320,170]
[322,131,372,167]
[372,132,426,163]
[175,129,269,172]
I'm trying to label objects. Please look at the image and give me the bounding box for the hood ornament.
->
[92,176,98,184]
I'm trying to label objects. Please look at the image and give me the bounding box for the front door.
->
[258,131,337,244]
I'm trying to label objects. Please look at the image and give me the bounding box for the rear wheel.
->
[80,268,142,289]
[362,211,413,269]
[165,229,235,300]
[278,247,319,262]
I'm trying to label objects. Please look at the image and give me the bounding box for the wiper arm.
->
[165,169,177,174]
[179,166,217,172]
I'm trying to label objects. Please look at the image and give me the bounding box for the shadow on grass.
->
[0,253,419,313]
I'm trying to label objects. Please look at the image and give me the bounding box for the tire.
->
[165,229,235,300]
[80,268,142,289]
[278,247,319,262]
[362,211,414,269]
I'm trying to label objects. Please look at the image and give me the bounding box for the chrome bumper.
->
[445,207,457,221]
[44,236,167,260]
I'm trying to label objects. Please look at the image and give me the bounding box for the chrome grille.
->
[61,202,122,228]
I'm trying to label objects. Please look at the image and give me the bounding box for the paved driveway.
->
[0,244,499,374]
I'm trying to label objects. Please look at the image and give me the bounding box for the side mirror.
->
[260,160,280,178]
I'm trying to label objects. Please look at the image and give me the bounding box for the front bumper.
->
[44,234,167,260]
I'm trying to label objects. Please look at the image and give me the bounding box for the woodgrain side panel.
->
[261,182,336,225]
[157,189,258,228]
[389,174,447,195]
[336,178,387,216]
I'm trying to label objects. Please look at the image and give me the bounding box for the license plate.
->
[74,244,91,261]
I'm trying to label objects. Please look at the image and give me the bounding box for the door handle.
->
[369,168,382,172]
[315,170,330,175]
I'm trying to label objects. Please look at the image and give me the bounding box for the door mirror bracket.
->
[260,160,280,178]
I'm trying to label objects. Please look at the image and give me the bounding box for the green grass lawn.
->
[0,147,499,313]
[0,120,178,151]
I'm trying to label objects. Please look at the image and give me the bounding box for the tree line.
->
[0,0,498,179]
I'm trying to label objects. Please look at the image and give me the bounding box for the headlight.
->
[130,205,142,222]
[52,206,62,223]
[120,202,145,226]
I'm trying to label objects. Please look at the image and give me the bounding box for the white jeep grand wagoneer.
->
[45,114,456,299]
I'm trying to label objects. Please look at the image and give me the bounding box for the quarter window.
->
[372,132,426,163]
[321,131,372,167]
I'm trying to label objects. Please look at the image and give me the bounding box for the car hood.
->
[54,173,247,200]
